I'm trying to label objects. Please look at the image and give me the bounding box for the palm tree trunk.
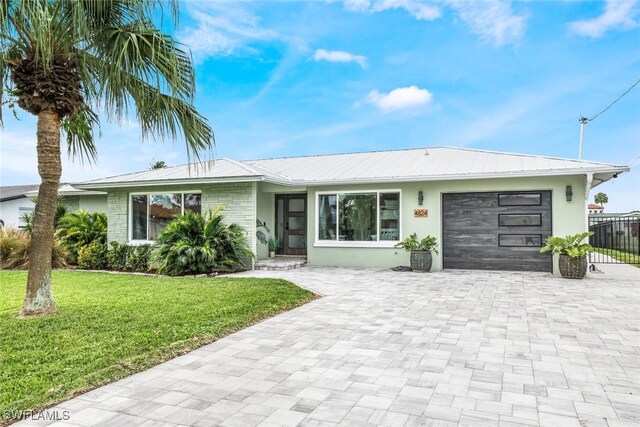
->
[21,110,61,316]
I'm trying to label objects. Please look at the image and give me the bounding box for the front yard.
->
[0,270,315,423]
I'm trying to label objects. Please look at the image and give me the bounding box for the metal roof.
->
[75,147,630,189]
[23,184,106,197]
[246,147,629,185]
[0,184,39,202]
[77,159,263,188]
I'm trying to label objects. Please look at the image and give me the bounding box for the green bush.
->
[151,207,254,276]
[128,244,152,273]
[77,241,108,270]
[57,210,107,264]
[106,241,128,271]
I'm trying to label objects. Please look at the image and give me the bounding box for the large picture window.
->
[130,192,201,241]
[317,191,400,244]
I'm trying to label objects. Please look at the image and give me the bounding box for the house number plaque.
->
[414,209,428,218]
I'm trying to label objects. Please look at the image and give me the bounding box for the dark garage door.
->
[442,191,552,272]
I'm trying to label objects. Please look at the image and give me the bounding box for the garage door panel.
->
[442,191,552,272]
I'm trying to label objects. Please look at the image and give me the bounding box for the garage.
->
[442,191,552,272]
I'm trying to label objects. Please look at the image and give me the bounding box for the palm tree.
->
[149,160,167,170]
[1,1,213,316]
[594,192,608,210]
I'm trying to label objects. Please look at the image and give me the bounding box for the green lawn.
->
[0,270,315,422]
[592,247,640,267]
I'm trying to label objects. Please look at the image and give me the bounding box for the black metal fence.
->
[588,215,640,265]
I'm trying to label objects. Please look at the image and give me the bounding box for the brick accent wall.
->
[107,191,128,242]
[105,182,257,266]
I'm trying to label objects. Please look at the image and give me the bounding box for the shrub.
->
[56,210,107,263]
[106,241,128,271]
[151,207,254,276]
[128,244,153,272]
[77,241,108,270]
[0,227,68,270]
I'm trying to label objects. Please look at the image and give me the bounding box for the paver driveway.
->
[18,268,640,427]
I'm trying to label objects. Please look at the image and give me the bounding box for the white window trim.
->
[128,190,202,243]
[314,189,402,248]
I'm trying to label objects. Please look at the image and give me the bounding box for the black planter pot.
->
[410,251,433,272]
[558,254,588,279]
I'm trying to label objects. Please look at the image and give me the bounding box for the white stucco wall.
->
[0,198,35,228]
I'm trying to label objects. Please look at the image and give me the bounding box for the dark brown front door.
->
[275,194,307,256]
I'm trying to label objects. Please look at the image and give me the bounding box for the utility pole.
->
[578,116,588,160]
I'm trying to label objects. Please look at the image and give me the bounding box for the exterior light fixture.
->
[566,185,573,202]
[418,191,424,205]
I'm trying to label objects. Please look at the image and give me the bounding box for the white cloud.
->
[363,86,433,112]
[447,0,527,46]
[344,0,441,21]
[569,0,639,38]
[313,49,368,68]
[179,3,305,63]
[345,0,525,45]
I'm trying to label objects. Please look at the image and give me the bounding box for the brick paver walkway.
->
[18,268,640,426]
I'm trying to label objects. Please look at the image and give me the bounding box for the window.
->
[130,192,201,241]
[317,191,400,244]
[498,214,542,227]
[498,193,541,206]
[18,207,35,229]
[498,234,542,247]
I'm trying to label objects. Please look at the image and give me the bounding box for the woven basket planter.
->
[558,254,588,279]
[410,251,433,272]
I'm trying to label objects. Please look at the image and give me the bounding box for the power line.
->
[582,76,640,122]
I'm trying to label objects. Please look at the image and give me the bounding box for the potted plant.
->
[540,232,593,279]
[395,233,439,272]
[267,237,278,258]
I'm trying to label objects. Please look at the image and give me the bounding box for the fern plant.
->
[540,232,593,258]
[151,207,254,276]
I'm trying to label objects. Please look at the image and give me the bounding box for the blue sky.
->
[1,0,639,211]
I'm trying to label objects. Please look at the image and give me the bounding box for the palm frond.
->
[61,106,100,164]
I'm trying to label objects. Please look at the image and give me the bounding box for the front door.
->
[275,194,307,256]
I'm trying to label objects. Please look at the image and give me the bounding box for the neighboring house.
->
[588,203,604,214]
[75,147,629,274]
[0,184,107,228]
[0,184,39,228]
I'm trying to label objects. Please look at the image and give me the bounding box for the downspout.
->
[584,172,593,232]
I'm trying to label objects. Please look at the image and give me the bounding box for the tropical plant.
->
[77,241,108,270]
[151,208,254,276]
[594,192,608,209]
[395,233,439,254]
[268,237,279,252]
[20,196,68,233]
[56,210,107,264]
[0,227,67,270]
[1,1,213,316]
[540,232,593,258]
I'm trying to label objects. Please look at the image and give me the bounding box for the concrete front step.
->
[254,257,307,271]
